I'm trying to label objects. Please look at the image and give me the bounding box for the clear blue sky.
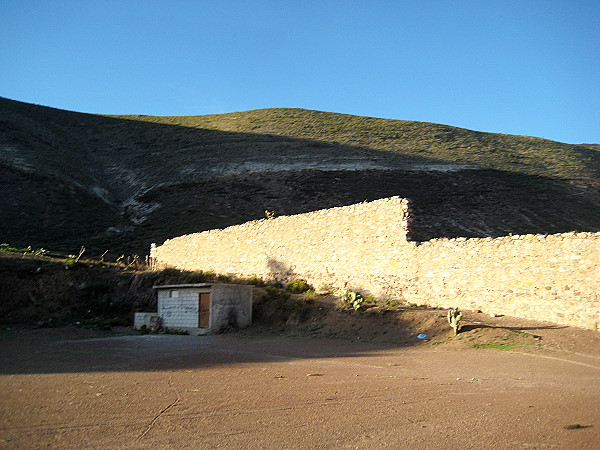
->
[1,0,598,144]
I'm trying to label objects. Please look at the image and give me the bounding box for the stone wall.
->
[402,234,599,330]
[150,197,599,330]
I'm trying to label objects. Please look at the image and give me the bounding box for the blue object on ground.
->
[417,334,427,339]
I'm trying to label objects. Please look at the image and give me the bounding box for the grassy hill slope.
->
[1,97,598,255]
[118,108,599,184]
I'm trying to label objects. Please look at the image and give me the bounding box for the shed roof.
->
[152,283,213,289]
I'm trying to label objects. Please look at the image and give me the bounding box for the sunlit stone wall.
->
[151,197,599,330]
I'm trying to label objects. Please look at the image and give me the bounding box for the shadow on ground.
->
[2,303,595,376]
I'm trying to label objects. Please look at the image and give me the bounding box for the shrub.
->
[363,295,377,306]
[264,285,291,304]
[65,257,81,269]
[183,270,209,283]
[299,289,319,304]
[377,299,405,310]
[245,275,267,287]
[253,285,319,324]
[160,267,182,277]
[287,278,311,294]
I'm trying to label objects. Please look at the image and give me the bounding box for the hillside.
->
[1,97,599,255]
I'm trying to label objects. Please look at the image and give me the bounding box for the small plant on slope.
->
[338,290,365,311]
[299,289,319,304]
[447,308,462,335]
[287,278,311,294]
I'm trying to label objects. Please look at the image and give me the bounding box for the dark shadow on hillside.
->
[137,168,600,246]
[1,97,599,254]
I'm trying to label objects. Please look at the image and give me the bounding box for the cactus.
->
[447,308,462,335]
[340,290,365,310]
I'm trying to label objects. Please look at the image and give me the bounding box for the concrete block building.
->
[136,283,253,333]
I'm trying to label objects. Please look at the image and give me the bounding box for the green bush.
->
[160,267,183,277]
[363,295,377,306]
[253,285,318,324]
[245,275,267,287]
[287,278,311,294]
[65,258,81,268]
[377,299,405,310]
[265,285,291,303]
[182,270,210,283]
[299,289,319,304]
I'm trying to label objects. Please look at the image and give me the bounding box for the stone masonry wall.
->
[402,234,599,330]
[151,197,599,330]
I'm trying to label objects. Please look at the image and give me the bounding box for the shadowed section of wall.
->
[151,197,599,331]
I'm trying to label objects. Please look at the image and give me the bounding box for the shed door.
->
[199,293,211,328]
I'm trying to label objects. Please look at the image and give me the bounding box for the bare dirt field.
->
[1,313,599,449]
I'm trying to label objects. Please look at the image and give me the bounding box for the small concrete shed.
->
[146,283,253,333]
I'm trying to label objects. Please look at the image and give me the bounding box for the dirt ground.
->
[1,310,599,449]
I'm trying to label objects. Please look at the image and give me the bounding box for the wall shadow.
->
[461,324,568,332]
[0,310,591,376]
[0,327,433,375]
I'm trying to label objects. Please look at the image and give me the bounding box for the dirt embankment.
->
[251,292,600,359]
[0,253,165,327]
[2,252,600,360]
